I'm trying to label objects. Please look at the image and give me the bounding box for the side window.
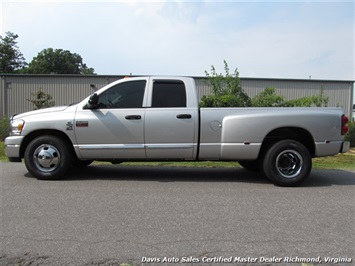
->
[98,80,146,109]
[152,81,186,108]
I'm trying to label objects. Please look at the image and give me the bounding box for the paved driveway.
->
[1,162,354,265]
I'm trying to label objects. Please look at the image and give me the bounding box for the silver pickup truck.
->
[5,76,350,186]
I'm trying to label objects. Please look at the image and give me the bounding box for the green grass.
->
[313,152,355,169]
[1,141,354,169]
[0,141,6,161]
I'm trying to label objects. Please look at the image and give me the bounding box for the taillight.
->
[341,115,349,135]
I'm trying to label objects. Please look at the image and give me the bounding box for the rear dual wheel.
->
[261,139,312,187]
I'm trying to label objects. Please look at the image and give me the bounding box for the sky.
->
[0,1,354,84]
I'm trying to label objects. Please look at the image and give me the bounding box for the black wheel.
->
[24,136,72,180]
[238,160,259,172]
[261,139,312,187]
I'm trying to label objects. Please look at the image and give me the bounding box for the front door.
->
[74,79,148,159]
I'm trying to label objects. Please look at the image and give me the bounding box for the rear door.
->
[144,79,197,159]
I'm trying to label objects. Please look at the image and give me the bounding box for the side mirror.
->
[88,93,99,107]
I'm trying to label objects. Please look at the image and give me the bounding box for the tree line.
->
[0,31,95,74]
[1,31,328,108]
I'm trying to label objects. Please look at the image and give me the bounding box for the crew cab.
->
[5,76,350,186]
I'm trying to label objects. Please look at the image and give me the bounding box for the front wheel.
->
[261,140,312,187]
[24,136,72,180]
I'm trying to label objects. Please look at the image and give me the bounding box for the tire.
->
[261,139,312,187]
[238,160,259,172]
[24,136,72,180]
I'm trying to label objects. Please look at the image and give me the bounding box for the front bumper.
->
[5,136,24,161]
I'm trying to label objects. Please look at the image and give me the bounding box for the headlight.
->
[10,119,25,135]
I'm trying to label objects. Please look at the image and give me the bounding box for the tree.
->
[27,89,55,109]
[23,48,95,74]
[200,60,251,107]
[0,31,27,73]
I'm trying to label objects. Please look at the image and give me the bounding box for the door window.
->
[152,81,186,108]
[98,80,146,109]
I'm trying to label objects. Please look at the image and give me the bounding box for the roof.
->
[1,73,354,84]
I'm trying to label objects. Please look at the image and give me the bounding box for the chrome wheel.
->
[275,149,303,179]
[33,144,61,173]
[261,140,311,186]
[25,136,72,180]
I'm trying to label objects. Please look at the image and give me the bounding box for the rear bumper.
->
[341,141,350,153]
[315,141,350,157]
[5,136,24,161]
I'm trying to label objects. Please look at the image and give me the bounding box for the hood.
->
[12,105,74,119]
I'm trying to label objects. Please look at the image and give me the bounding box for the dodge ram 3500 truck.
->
[5,76,350,186]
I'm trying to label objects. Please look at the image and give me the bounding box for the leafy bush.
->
[27,89,55,110]
[200,60,251,107]
[281,89,329,107]
[251,87,329,107]
[251,87,285,107]
[345,121,355,147]
[0,116,9,141]
[200,61,330,109]
[200,94,250,108]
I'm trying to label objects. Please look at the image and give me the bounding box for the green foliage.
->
[252,87,329,107]
[251,87,285,107]
[0,116,9,141]
[0,31,27,73]
[345,121,355,147]
[1,32,95,74]
[22,48,95,74]
[200,94,249,108]
[200,60,329,109]
[282,90,329,107]
[27,89,55,110]
[200,60,251,107]
[0,141,6,161]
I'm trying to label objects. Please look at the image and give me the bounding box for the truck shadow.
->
[64,165,270,184]
[52,165,355,187]
[303,169,355,187]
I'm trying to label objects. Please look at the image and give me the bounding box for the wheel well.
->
[20,130,75,158]
[260,127,315,157]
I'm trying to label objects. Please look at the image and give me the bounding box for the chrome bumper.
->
[341,141,350,153]
[315,140,350,157]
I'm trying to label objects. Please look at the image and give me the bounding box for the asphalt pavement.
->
[1,162,354,266]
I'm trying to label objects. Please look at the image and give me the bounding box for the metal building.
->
[1,74,354,120]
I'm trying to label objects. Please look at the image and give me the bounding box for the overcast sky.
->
[1,0,354,83]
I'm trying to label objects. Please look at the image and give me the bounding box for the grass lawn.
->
[0,141,354,169]
[0,141,6,161]
[313,149,355,169]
